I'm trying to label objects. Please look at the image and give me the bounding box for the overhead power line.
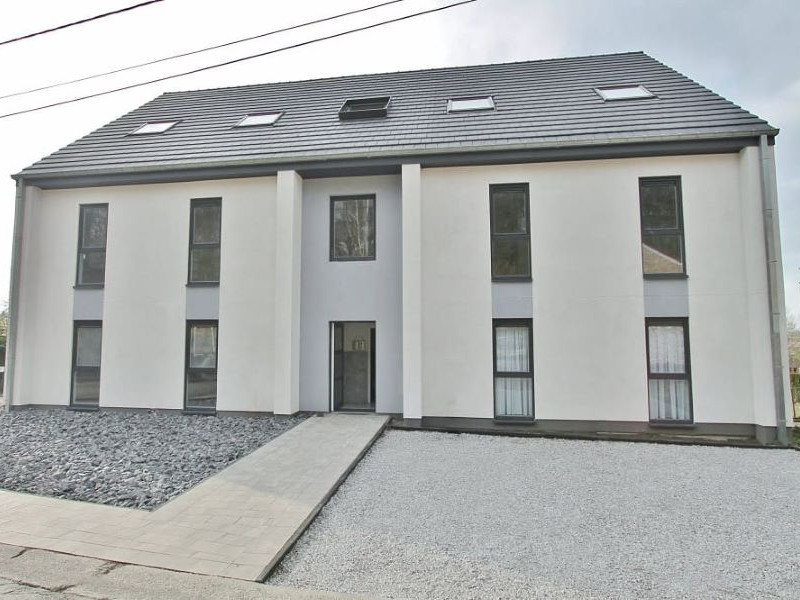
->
[0,0,477,120]
[0,0,409,101]
[0,0,166,47]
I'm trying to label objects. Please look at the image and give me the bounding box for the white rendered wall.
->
[419,154,775,425]
[216,177,278,412]
[13,185,74,406]
[299,175,403,414]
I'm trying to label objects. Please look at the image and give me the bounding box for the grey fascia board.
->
[14,129,775,189]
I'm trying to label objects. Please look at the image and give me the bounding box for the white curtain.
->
[495,378,533,417]
[648,325,690,420]
[648,325,685,373]
[495,326,532,417]
[649,380,691,421]
[496,327,529,372]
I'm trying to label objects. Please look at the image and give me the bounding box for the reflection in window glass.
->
[186,322,218,411]
[640,178,684,275]
[331,196,375,260]
[72,323,102,408]
[490,184,530,279]
[77,205,107,286]
[189,199,221,283]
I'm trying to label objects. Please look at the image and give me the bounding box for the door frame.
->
[328,320,376,412]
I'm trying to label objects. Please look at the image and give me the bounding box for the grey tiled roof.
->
[18,52,776,179]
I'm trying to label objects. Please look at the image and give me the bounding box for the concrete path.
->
[0,414,387,582]
[0,543,372,598]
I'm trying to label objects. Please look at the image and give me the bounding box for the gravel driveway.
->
[0,409,305,509]
[271,430,800,599]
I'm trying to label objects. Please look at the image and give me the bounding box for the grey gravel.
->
[0,409,306,510]
[271,430,800,599]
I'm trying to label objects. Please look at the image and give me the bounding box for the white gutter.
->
[758,135,789,445]
[3,178,25,411]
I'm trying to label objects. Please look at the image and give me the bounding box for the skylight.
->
[448,96,495,112]
[595,85,654,101]
[236,112,283,127]
[339,97,390,120]
[130,121,179,135]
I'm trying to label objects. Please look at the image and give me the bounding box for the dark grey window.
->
[76,204,108,287]
[330,195,376,261]
[185,321,218,413]
[71,322,102,408]
[640,177,685,276]
[493,319,534,419]
[490,184,531,280]
[189,198,221,284]
[646,318,693,423]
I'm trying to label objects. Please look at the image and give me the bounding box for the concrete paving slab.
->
[0,414,387,581]
[0,546,25,563]
[71,563,372,599]
[0,550,107,591]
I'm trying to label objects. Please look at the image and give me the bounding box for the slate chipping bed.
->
[0,409,306,510]
[271,430,800,600]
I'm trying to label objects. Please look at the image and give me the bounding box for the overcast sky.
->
[0,0,798,315]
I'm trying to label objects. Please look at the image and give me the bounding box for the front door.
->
[331,321,376,411]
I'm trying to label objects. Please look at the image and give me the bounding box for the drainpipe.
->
[3,177,26,412]
[758,135,789,446]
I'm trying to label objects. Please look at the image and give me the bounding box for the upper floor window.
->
[189,198,221,284]
[330,195,376,261]
[639,177,685,276]
[490,184,531,280]
[646,318,692,423]
[76,204,108,287]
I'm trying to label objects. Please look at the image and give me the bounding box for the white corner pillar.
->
[273,170,303,415]
[401,164,423,420]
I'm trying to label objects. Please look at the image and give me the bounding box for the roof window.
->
[595,85,654,101]
[448,96,495,112]
[339,97,390,120]
[235,112,283,127]
[130,121,179,135]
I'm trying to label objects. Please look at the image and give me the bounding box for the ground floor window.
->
[646,318,693,423]
[493,319,534,419]
[185,321,218,413]
[71,321,102,408]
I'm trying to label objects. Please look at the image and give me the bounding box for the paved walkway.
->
[0,413,387,582]
[0,543,372,598]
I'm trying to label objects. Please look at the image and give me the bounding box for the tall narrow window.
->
[330,195,376,261]
[185,321,218,412]
[189,198,221,284]
[490,184,531,280]
[646,319,692,423]
[640,177,685,275]
[493,319,534,419]
[71,322,102,408]
[76,204,108,286]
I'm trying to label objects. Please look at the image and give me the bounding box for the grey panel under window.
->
[331,196,375,260]
[186,286,219,320]
[643,278,688,317]
[73,288,104,321]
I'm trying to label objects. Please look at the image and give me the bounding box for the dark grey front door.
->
[331,321,375,411]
